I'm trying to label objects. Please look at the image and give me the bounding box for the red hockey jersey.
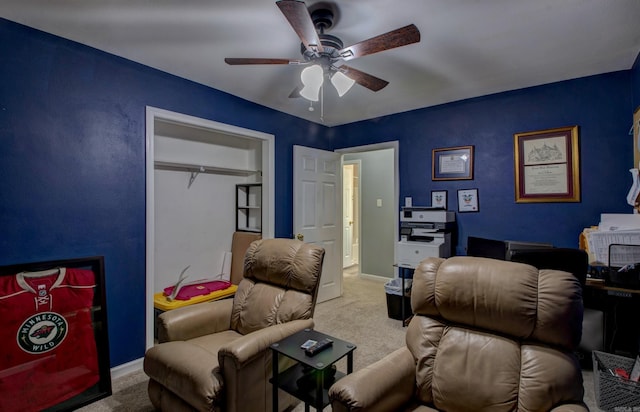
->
[0,267,100,411]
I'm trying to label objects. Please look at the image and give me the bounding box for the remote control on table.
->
[305,338,333,356]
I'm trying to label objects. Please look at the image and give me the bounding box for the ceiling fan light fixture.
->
[299,64,324,101]
[331,71,356,97]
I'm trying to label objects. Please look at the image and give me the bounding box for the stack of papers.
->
[598,214,640,231]
[584,214,640,265]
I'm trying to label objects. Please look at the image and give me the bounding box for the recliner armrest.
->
[329,346,416,412]
[218,318,314,368]
[157,298,233,342]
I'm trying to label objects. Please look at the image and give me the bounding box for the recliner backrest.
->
[407,256,584,411]
[411,256,582,347]
[230,238,325,335]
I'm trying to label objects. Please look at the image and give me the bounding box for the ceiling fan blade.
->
[225,58,304,65]
[276,0,324,54]
[338,24,420,61]
[339,65,389,92]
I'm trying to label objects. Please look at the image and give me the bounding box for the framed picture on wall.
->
[432,145,474,181]
[0,256,112,411]
[513,125,580,203]
[457,188,479,212]
[431,190,448,209]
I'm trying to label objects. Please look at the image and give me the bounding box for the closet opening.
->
[145,107,274,349]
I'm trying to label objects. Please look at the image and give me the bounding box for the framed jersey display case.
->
[0,256,111,411]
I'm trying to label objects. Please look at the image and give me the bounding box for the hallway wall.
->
[344,149,395,278]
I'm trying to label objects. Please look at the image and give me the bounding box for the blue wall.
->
[0,19,333,367]
[335,72,634,254]
[1,17,638,366]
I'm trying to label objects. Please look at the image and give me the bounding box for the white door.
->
[293,145,342,303]
[343,164,354,268]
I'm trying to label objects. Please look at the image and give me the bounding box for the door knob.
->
[296,233,304,241]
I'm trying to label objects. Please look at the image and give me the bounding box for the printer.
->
[397,207,455,269]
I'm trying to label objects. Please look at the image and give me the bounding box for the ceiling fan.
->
[224,0,421,101]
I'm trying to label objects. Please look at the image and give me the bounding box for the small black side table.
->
[270,328,356,412]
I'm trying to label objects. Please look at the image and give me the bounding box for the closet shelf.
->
[154,160,259,177]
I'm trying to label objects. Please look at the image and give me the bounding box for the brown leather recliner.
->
[329,256,588,412]
[144,238,325,412]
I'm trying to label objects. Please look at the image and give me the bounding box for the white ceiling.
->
[2,0,640,126]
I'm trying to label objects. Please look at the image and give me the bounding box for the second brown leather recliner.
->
[329,256,587,411]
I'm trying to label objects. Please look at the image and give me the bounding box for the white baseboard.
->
[358,273,391,283]
[111,357,144,380]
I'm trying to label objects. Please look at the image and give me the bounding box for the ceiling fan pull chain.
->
[320,85,324,122]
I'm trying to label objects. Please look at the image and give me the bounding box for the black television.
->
[466,236,508,260]
[504,239,554,260]
[508,247,588,285]
[466,236,553,261]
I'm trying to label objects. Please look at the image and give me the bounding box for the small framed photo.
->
[431,190,448,209]
[457,189,479,212]
[432,145,474,181]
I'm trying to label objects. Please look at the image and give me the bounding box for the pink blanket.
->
[163,280,231,300]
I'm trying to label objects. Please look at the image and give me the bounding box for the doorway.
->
[292,141,397,301]
[342,160,360,269]
[338,142,398,280]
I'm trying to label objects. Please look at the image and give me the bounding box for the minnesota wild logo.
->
[17,312,67,354]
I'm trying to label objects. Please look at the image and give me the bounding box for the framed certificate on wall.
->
[432,146,474,181]
[634,106,640,168]
[514,126,580,203]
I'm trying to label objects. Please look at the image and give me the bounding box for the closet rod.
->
[154,160,259,177]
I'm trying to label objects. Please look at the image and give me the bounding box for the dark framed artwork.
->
[514,125,580,203]
[431,190,448,209]
[457,188,479,212]
[432,145,474,181]
[0,256,111,411]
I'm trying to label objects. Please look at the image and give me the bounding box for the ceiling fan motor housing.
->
[301,33,343,62]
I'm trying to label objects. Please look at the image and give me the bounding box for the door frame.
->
[336,141,399,278]
[145,106,275,349]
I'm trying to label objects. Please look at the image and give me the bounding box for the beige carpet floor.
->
[79,268,600,411]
